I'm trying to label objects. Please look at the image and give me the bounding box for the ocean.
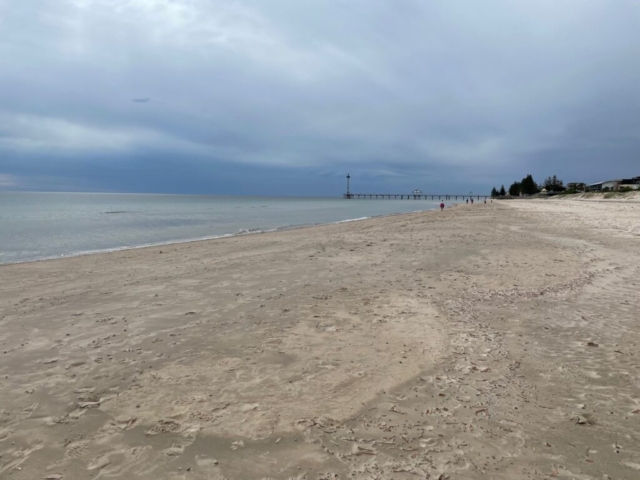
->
[0,192,442,265]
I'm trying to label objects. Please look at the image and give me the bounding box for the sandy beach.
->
[1,199,639,480]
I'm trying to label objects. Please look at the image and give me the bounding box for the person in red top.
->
[440,202,445,211]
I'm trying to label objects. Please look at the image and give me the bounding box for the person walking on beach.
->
[440,202,445,211]
[466,199,469,204]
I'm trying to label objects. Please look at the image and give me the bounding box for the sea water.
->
[0,192,442,264]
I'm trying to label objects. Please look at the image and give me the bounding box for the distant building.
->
[619,176,640,189]
[566,182,586,191]
[588,180,618,191]
[587,176,640,191]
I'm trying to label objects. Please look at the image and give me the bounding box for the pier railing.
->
[344,193,489,200]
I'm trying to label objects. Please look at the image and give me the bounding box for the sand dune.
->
[1,200,639,479]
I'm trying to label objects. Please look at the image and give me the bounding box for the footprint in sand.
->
[195,455,219,467]
[163,445,185,457]
[13,402,39,423]
[88,453,113,471]
[64,439,90,459]
[0,441,44,476]
[0,427,12,441]
[87,446,151,476]
[497,430,526,458]
[112,416,138,431]
[146,418,181,435]
[162,426,201,457]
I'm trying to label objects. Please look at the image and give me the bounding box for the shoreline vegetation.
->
[1,201,639,479]
[501,191,640,201]
[550,190,640,200]
[490,173,558,198]
[490,173,640,200]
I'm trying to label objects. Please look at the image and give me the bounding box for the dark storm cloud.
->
[1,1,639,194]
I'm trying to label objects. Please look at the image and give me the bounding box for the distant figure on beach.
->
[471,198,474,204]
[440,202,445,211]
[466,199,468,204]
[484,200,487,204]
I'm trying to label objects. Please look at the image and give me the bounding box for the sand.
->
[1,200,639,479]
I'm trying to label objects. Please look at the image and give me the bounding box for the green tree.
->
[543,175,565,192]
[491,187,498,198]
[499,185,506,196]
[509,181,521,196]
[520,174,539,195]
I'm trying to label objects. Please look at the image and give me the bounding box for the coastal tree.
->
[509,181,521,197]
[491,187,498,198]
[520,174,540,195]
[499,185,506,196]
[543,175,565,192]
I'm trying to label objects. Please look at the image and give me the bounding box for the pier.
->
[343,193,489,200]
[342,174,488,201]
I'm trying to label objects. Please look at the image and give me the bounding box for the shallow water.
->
[0,192,442,264]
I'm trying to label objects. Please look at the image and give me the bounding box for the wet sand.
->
[1,200,639,479]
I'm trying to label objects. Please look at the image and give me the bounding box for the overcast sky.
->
[1,1,639,195]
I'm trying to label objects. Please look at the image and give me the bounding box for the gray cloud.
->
[1,1,639,194]
[0,174,19,188]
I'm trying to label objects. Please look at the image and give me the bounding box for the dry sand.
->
[0,200,639,479]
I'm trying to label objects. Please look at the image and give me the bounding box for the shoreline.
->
[0,205,441,267]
